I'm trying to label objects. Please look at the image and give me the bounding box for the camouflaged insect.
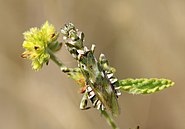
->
[61,23,121,116]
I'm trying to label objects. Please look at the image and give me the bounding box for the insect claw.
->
[91,44,96,53]
[80,106,91,110]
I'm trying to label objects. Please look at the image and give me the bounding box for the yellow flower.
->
[21,21,59,70]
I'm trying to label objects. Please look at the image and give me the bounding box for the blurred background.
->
[0,0,184,129]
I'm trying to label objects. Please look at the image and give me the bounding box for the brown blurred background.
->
[0,0,184,129]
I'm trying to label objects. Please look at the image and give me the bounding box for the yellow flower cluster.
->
[21,21,59,70]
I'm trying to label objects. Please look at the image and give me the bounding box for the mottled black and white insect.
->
[61,23,121,115]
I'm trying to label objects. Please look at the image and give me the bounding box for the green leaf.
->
[117,78,174,94]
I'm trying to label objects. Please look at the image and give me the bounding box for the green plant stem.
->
[47,48,71,73]
[100,110,119,129]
